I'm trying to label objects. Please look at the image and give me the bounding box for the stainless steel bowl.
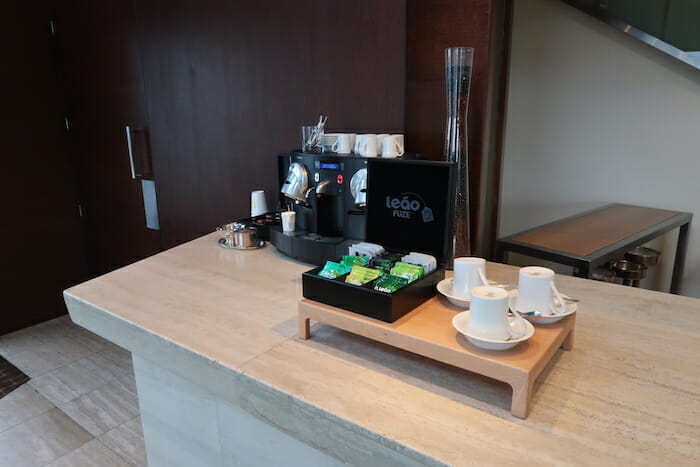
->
[216,223,265,250]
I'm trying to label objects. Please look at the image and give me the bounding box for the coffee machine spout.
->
[280,162,309,202]
[315,180,332,196]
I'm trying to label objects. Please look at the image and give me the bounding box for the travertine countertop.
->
[64,232,700,466]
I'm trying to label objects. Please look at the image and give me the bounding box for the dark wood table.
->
[495,204,692,294]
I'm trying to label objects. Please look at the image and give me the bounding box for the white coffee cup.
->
[347,133,356,150]
[250,190,268,217]
[469,286,527,341]
[453,257,489,298]
[382,134,404,158]
[376,134,390,153]
[281,211,296,233]
[354,134,379,157]
[513,266,566,315]
[331,134,353,154]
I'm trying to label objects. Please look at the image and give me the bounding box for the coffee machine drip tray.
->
[298,233,344,243]
[269,225,358,266]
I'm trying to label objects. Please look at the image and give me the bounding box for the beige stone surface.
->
[64,232,700,465]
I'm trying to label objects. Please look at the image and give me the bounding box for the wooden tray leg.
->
[561,327,574,351]
[299,314,311,340]
[510,374,534,419]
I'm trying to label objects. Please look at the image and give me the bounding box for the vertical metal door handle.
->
[125,125,136,179]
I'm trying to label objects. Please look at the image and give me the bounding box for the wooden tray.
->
[298,296,575,418]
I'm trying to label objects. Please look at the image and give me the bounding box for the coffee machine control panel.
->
[311,160,350,196]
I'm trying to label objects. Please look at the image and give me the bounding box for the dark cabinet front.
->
[54,0,161,274]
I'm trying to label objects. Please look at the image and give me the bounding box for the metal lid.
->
[624,246,660,266]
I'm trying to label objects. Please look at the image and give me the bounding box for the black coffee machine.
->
[268,152,369,264]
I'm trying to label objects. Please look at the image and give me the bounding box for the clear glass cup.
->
[301,125,322,153]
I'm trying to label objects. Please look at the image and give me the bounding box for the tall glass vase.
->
[444,47,474,260]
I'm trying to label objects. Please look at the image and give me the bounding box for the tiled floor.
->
[0,316,146,467]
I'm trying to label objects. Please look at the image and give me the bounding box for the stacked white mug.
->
[330,134,354,154]
[381,134,404,158]
[376,134,390,154]
[354,134,379,157]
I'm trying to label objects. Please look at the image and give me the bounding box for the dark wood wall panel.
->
[1,2,88,333]
[135,0,406,247]
[405,0,509,256]
[54,0,162,274]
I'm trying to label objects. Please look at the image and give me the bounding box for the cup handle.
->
[478,269,489,287]
[395,139,404,156]
[507,307,528,339]
[550,283,567,315]
[331,139,339,152]
[508,289,519,313]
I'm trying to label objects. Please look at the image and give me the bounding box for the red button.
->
[337,174,344,184]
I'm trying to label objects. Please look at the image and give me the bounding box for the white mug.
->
[347,133,356,151]
[331,134,353,154]
[512,266,566,315]
[469,286,527,341]
[281,211,296,233]
[250,190,268,217]
[376,134,390,153]
[453,257,488,298]
[354,134,378,157]
[382,134,404,158]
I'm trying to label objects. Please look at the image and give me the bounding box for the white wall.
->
[499,0,700,297]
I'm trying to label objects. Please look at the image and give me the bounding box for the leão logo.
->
[385,192,434,223]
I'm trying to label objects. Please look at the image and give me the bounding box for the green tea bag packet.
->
[381,252,404,263]
[341,255,370,267]
[373,275,409,293]
[318,261,350,279]
[407,263,425,279]
[401,252,437,274]
[345,265,382,285]
[390,262,421,275]
[370,257,394,273]
[389,262,424,283]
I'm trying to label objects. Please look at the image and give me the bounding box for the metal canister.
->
[217,222,265,250]
[610,259,646,287]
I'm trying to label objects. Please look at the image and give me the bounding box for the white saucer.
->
[452,310,535,351]
[436,278,471,307]
[508,289,578,324]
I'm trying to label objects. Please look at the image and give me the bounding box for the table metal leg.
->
[574,263,591,279]
[495,245,508,264]
[670,223,690,295]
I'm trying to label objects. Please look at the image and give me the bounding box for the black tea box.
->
[302,158,456,323]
